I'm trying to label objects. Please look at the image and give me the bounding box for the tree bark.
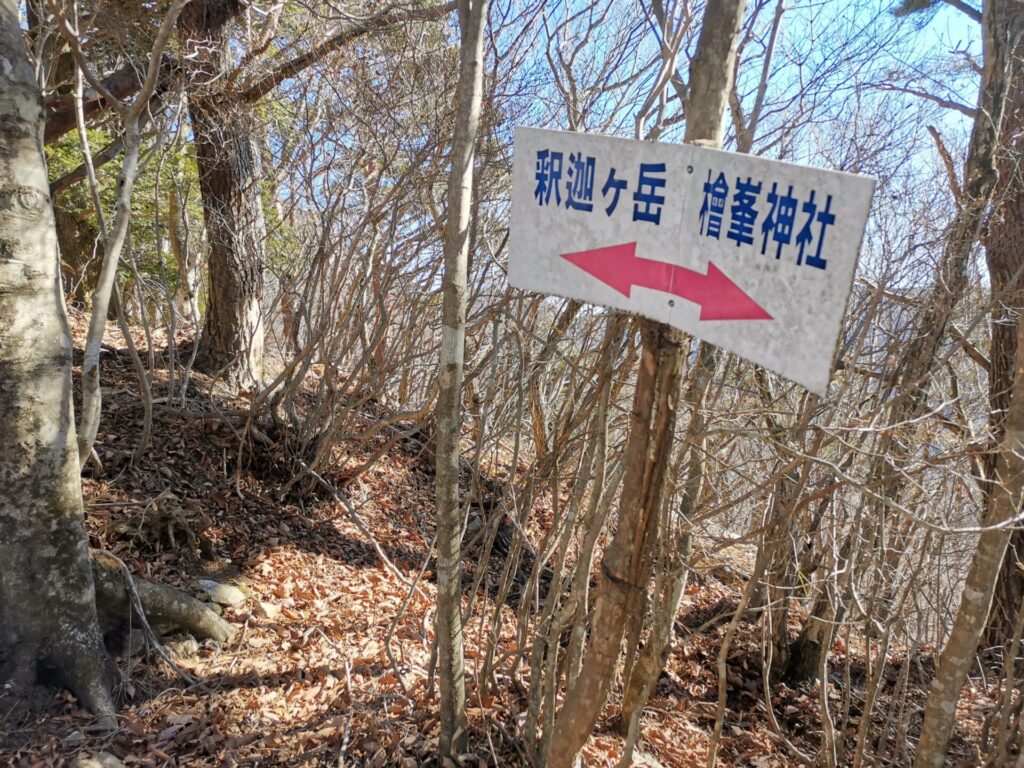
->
[44,60,149,145]
[617,529,692,749]
[786,0,1013,692]
[0,2,116,721]
[912,2,1024,764]
[616,344,713,749]
[91,552,234,644]
[0,6,234,721]
[914,323,1024,768]
[168,184,200,321]
[545,5,747,766]
[180,0,267,391]
[434,0,488,759]
[54,204,101,309]
[180,2,457,391]
[547,323,686,768]
[74,118,144,464]
[983,9,1024,649]
[786,573,845,683]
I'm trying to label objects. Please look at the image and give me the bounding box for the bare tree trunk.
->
[54,205,100,309]
[0,3,115,721]
[62,0,189,463]
[616,344,713,748]
[180,0,267,391]
[177,2,455,391]
[912,2,1024,764]
[547,323,685,768]
[434,0,488,759]
[1,4,235,723]
[983,13,1024,649]
[169,185,200,322]
[75,118,143,463]
[786,550,848,683]
[785,0,1013,693]
[545,6,747,765]
[915,325,1024,767]
[617,529,692,760]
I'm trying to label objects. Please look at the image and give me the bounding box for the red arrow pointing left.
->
[560,242,772,321]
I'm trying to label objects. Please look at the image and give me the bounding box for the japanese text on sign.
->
[535,150,668,226]
[535,146,837,270]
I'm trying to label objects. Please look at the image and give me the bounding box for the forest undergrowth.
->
[0,315,993,767]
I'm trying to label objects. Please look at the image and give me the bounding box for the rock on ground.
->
[72,753,126,768]
[196,579,246,606]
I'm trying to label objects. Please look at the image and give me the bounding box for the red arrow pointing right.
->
[560,242,772,321]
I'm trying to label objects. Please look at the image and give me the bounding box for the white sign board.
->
[508,127,876,394]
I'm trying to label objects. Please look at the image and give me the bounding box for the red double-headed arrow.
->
[560,242,772,321]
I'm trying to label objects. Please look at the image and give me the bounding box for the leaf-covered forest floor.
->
[0,315,993,767]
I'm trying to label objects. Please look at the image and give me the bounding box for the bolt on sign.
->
[508,127,876,394]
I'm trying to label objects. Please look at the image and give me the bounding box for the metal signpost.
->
[508,126,876,394]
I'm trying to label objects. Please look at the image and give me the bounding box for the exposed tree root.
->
[91,551,235,644]
[2,554,234,726]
